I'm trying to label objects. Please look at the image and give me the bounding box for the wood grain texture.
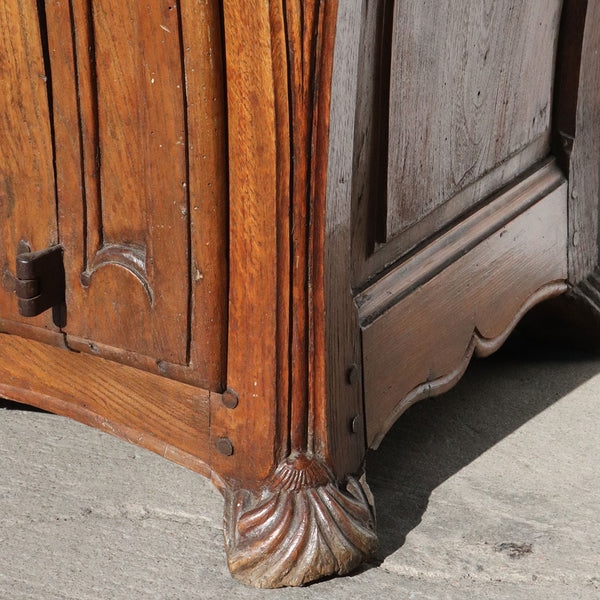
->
[353,138,550,288]
[350,0,393,279]
[551,0,587,175]
[357,161,564,322]
[216,0,358,482]
[67,0,189,362]
[214,0,279,483]
[361,172,569,448]
[179,0,228,391]
[0,0,57,332]
[560,0,600,283]
[216,0,378,587]
[0,333,212,477]
[2,1,594,591]
[324,0,367,479]
[385,0,562,240]
[44,0,227,388]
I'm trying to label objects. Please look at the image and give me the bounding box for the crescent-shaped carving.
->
[80,243,153,304]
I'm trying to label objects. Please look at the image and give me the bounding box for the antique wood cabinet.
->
[1,0,599,589]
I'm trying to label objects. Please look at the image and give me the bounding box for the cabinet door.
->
[45,0,228,388]
[0,1,59,336]
[352,0,563,285]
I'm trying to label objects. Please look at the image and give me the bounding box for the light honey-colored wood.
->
[0,333,212,476]
[0,0,57,332]
[44,0,228,389]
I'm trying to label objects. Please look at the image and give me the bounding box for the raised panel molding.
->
[351,0,564,287]
[359,166,569,447]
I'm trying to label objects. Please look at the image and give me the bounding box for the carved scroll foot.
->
[222,454,377,588]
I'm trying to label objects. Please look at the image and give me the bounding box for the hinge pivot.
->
[15,244,66,326]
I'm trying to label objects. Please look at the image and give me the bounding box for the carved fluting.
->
[223,456,377,588]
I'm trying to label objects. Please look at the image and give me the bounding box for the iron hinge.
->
[16,244,66,326]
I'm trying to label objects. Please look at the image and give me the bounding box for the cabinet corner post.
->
[215,0,375,587]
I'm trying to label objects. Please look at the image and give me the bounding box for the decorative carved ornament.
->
[224,455,377,588]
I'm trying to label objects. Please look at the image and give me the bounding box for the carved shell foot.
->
[222,455,377,588]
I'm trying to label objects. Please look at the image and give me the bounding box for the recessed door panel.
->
[64,0,188,364]
[46,0,228,387]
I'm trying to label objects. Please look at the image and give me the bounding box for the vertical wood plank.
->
[0,0,57,331]
[564,0,600,282]
[180,0,228,391]
[324,0,366,478]
[213,0,278,482]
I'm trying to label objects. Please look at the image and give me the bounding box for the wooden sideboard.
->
[1,0,599,588]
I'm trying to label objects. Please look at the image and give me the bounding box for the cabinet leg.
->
[221,454,377,588]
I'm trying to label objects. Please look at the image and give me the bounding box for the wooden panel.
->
[45,0,228,387]
[0,0,57,332]
[353,135,550,287]
[213,0,279,483]
[360,166,568,448]
[561,0,600,282]
[180,0,228,390]
[385,0,562,240]
[350,0,392,285]
[0,333,212,477]
[325,0,367,479]
[66,0,187,363]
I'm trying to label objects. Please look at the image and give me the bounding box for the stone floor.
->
[1,333,599,599]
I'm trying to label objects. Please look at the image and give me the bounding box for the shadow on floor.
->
[366,329,600,561]
[0,399,48,412]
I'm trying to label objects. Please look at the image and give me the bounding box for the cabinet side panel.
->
[386,0,562,239]
[362,180,568,448]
